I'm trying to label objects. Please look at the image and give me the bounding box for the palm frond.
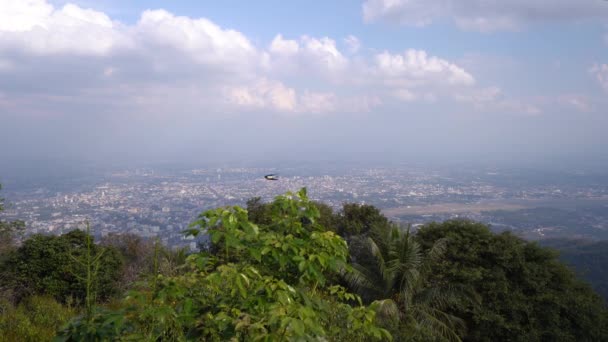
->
[348,224,469,341]
[413,307,465,342]
[425,237,448,264]
[371,299,401,324]
[341,263,378,295]
[367,237,389,283]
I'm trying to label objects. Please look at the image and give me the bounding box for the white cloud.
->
[269,34,299,56]
[0,0,53,32]
[301,36,349,72]
[0,1,125,55]
[344,35,361,53]
[224,79,345,114]
[362,0,608,32]
[224,79,297,112]
[590,63,608,92]
[265,37,476,103]
[137,9,258,69]
[266,34,350,82]
[0,0,503,117]
[373,50,475,86]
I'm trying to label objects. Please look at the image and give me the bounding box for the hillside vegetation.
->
[0,186,606,341]
[541,238,608,302]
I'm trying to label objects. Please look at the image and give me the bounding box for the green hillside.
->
[541,239,608,302]
[1,186,607,341]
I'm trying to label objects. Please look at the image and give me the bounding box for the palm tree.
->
[345,224,471,341]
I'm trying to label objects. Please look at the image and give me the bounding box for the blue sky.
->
[1,0,608,168]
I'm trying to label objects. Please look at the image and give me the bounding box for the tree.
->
[336,203,390,237]
[540,238,608,302]
[0,296,76,342]
[245,197,272,226]
[0,184,25,257]
[57,189,391,341]
[0,229,123,304]
[346,224,469,341]
[247,197,339,231]
[415,220,608,342]
[312,201,339,233]
[100,233,157,291]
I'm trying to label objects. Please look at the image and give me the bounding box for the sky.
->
[0,0,607,170]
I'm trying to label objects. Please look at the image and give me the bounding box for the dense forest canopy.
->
[0,186,607,341]
[540,239,608,302]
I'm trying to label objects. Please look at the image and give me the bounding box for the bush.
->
[57,189,391,341]
[0,296,76,342]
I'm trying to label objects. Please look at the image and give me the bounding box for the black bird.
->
[264,174,279,181]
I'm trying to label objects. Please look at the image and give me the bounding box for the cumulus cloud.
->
[372,50,475,86]
[224,79,297,112]
[267,34,349,79]
[136,9,257,69]
[363,0,608,32]
[0,0,54,32]
[269,34,299,56]
[0,0,497,117]
[224,79,383,114]
[0,0,126,55]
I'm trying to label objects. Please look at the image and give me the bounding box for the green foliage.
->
[100,233,157,292]
[247,197,339,235]
[346,224,471,341]
[416,220,608,342]
[4,180,606,341]
[0,184,25,257]
[246,197,273,226]
[312,201,339,233]
[541,238,608,302]
[0,296,77,342]
[0,219,24,256]
[71,223,110,322]
[336,203,390,237]
[101,233,189,292]
[332,203,394,270]
[245,196,391,266]
[0,229,123,304]
[247,197,391,238]
[57,188,391,341]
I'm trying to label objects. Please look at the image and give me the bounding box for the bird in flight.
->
[264,174,279,181]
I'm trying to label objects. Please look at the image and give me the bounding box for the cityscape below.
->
[2,165,607,250]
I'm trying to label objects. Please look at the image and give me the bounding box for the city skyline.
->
[3,165,608,248]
